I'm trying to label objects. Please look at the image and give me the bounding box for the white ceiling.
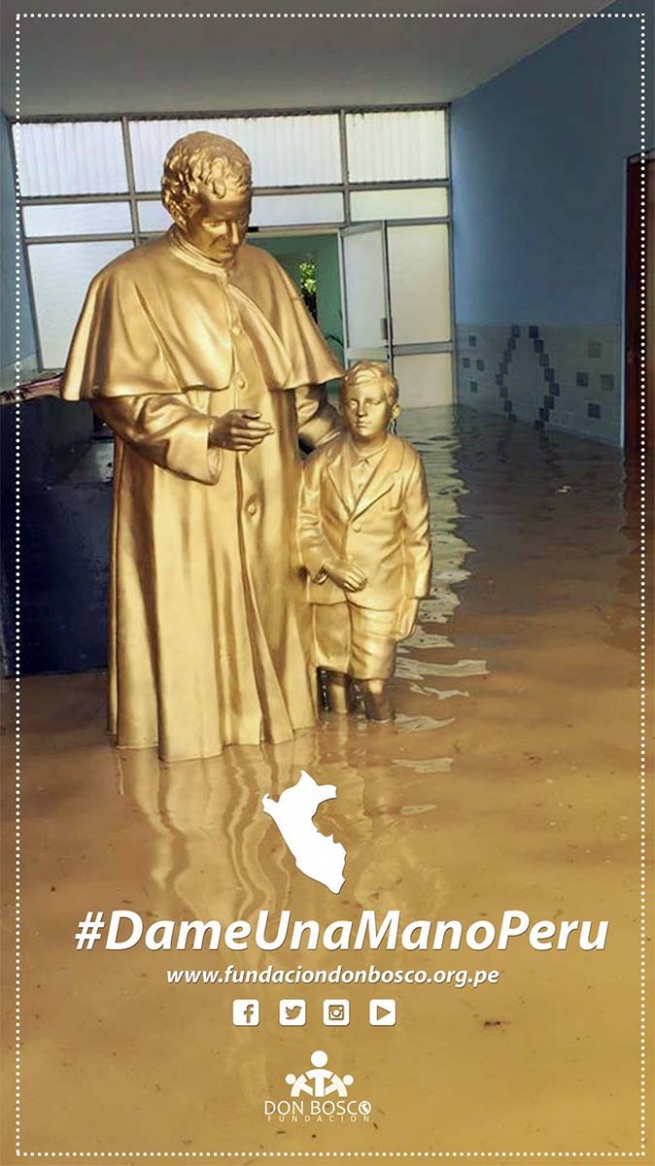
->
[1,0,611,118]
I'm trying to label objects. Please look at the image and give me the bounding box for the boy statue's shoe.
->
[363,689,394,722]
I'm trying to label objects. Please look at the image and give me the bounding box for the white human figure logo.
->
[285,1050,355,1098]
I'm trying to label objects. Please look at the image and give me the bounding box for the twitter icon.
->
[279,999,306,1026]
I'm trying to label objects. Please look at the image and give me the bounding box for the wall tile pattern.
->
[455,324,621,444]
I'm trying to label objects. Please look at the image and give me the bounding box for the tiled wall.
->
[456,324,621,444]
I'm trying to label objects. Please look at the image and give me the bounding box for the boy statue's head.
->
[341,361,400,447]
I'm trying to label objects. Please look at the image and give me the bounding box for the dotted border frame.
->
[12,9,651,1162]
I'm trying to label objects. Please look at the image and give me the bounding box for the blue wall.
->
[451,2,654,328]
[449,0,653,443]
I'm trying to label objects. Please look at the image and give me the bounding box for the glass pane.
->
[129,115,342,191]
[350,187,448,222]
[16,122,128,196]
[346,110,447,183]
[28,241,134,368]
[342,228,388,354]
[251,193,343,227]
[138,200,171,233]
[22,202,133,238]
[138,193,344,234]
[394,352,453,408]
[387,224,451,345]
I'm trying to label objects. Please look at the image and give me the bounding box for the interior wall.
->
[1,112,37,388]
[450,0,654,445]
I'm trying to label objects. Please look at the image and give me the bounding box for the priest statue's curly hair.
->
[161,131,252,229]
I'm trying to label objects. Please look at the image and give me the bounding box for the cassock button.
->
[231,324,242,336]
[245,498,258,516]
[352,523,361,532]
[235,375,246,390]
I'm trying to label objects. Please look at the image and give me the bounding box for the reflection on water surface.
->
[5,405,651,1156]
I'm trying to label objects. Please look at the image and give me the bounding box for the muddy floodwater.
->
[1,406,653,1162]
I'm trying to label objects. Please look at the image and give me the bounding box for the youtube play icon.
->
[369,999,396,1026]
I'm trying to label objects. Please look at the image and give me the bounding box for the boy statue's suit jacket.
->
[298,433,432,610]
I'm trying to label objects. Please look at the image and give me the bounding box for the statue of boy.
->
[298,361,432,721]
[61,132,342,762]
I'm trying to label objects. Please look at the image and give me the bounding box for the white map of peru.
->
[262,771,346,894]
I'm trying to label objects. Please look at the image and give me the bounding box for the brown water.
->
[1,406,652,1164]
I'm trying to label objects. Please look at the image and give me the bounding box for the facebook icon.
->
[232,999,260,1027]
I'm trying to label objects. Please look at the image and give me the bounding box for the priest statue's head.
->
[161,131,253,266]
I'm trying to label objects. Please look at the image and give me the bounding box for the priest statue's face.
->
[181,178,251,266]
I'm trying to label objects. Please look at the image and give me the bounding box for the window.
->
[15,107,452,387]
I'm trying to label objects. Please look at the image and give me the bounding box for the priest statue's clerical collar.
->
[169,226,232,278]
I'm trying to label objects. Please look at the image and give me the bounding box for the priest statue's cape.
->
[60,132,343,762]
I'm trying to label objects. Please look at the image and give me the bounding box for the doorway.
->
[251,220,454,410]
[339,221,453,407]
[247,232,344,380]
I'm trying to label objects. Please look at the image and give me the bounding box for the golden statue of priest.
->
[61,132,342,762]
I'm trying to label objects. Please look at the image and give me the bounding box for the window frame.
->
[12,105,453,373]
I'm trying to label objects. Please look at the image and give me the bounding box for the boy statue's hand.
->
[396,597,419,639]
[324,557,368,592]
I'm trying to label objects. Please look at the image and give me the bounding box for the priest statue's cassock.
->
[61,227,343,762]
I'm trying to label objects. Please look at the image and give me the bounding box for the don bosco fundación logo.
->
[264,1050,372,1124]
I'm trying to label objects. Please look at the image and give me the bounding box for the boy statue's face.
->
[342,377,399,445]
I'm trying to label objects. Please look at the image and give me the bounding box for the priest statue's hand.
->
[209,409,275,452]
